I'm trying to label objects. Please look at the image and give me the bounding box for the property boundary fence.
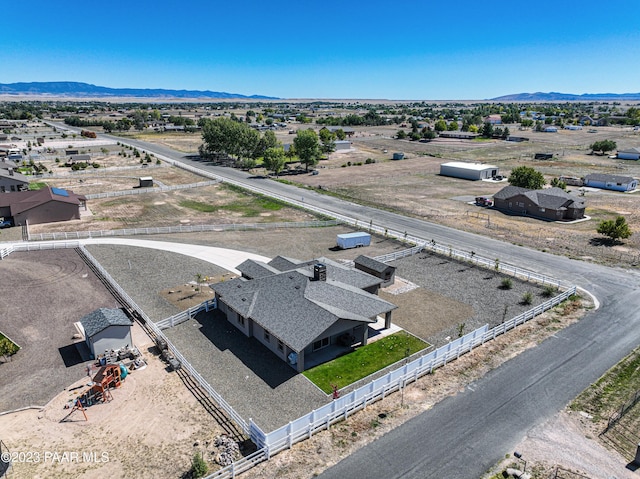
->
[85,180,220,199]
[32,164,165,179]
[156,299,217,330]
[27,219,341,241]
[0,244,14,259]
[205,285,576,478]
[603,388,640,434]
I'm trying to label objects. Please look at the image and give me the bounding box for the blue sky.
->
[2,1,639,100]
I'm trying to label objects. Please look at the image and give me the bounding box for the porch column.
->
[384,311,392,329]
[297,350,304,373]
[362,326,369,346]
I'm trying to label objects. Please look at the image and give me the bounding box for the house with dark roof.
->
[0,186,87,225]
[493,186,585,221]
[79,308,133,359]
[354,255,396,287]
[0,168,29,193]
[213,256,397,372]
[583,173,637,192]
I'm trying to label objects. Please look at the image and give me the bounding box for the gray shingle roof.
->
[80,308,132,338]
[213,269,396,352]
[494,186,584,209]
[237,259,281,279]
[354,255,393,274]
[493,185,529,200]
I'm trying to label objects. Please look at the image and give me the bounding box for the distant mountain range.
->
[491,92,640,101]
[0,81,278,100]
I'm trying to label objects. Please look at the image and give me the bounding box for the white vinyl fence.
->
[156,299,217,330]
[205,284,576,478]
[85,180,220,199]
[27,219,341,241]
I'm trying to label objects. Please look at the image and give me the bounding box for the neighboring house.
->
[543,126,558,133]
[564,125,583,131]
[438,131,479,140]
[0,158,18,170]
[66,154,91,165]
[493,186,586,221]
[79,308,133,359]
[439,162,499,181]
[327,127,355,137]
[485,115,502,125]
[617,148,640,161]
[213,256,397,372]
[583,173,638,192]
[354,255,396,287]
[0,168,29,193]
[0,186,87,225]
[65,149,79,156]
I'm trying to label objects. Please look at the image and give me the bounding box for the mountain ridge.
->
[491,91,640,101]
[0,81,278,100]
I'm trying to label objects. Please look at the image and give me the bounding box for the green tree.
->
[434,119,447,132]
[293,129,320,171]
[319,127,337,154]
[447,121,459,131]
[550,177,567,190]
[597,216,632,242]
[254,130,279,158]
[508,166,546,189]
[262,146,286,177]
[199,117,259,164]
[481,122,494,138]
[0,337,19,361]
[335,128,346,140]
[589,139,617,155]
[396,129,407,139]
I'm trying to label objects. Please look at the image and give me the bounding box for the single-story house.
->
[485,115,502,125]
[438,131,479,140]
[564,125,583,131]
[543,126,558,133]
[0,168,29,193]
[440,162,499,181]
[65,149,79,156]
[327,127,355,137]
[617,148,640,161]
[493,186,586,221]
[0,186,87,225]
[213,256,397,372]
[79,308,133,359]
[354,255,396,287]
[583,173,638,192]
[0,158,19,170]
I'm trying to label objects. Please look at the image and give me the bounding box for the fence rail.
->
[156,299,217,330]
[27,219,341,241]
[72,245,251,437]
[85,180,220,199]
[604,388,640,433]
[0,244,14,259]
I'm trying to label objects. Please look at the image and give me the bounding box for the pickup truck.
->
[0,218,13,228]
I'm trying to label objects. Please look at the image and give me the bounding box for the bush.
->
[541,284,558,298]
[190,452,208,478]
[521,292,533,305]
[500,278,513,290]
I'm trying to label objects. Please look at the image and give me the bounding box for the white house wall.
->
[89,325,132,358]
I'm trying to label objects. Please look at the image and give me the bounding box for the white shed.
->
[79,308,133,359]
[439,162,499,181]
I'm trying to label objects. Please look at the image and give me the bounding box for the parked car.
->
[0,218,13,228]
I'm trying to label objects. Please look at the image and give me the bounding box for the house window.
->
[312,337,330,351]
[517,202,524,208]
[539,208,545,212]
[237,316,245,326]
[264,330,270,342]
[10,185,15,192]
[277,340,284,352]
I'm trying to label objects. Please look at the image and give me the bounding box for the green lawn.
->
[303,331,428,393]
[179,200,218,213]
[29,182,48,190]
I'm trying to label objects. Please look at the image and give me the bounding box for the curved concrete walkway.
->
[80,238,271,274]
[7,238,270,275]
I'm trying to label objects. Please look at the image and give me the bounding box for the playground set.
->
[62,346,145,422]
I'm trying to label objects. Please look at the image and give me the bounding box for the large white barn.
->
[439,162,499,181]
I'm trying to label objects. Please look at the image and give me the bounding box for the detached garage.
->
[439,162,499,181]
[617,148,640,160]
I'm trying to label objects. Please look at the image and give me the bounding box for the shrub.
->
[190,452,208,478]
[521,292,533,305]
[541,284,558,298]
[500,278,513,290]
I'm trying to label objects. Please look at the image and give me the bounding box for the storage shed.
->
[79,308,133,359]
[139,176,153,188]
[334,140,351,151]
[392,152,405,160]
[354,255,396,287]
[439,162,499,181]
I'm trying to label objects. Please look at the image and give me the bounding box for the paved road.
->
[49,124,640,477]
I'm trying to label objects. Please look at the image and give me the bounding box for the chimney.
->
[8,168,13,176]
[313,263,327,281]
